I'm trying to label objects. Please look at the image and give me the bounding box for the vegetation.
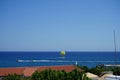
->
[2,74,21,80]
[2,65,120,80]
[31,69,91,80]
[78,65,120,76]
[2,69,91,80]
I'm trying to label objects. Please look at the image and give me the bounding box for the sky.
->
[0,0,120,51]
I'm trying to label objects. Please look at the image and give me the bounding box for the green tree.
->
[2,74,21,80]
[31,69,91,80]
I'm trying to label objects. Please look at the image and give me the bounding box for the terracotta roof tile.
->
[37,65,82,72]
[0,67,25,76]
[0,65,82,77]
[23,67,37,77]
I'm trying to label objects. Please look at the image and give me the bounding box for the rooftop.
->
[0,65,82,77]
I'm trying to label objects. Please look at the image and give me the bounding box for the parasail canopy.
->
[60,51,66,56]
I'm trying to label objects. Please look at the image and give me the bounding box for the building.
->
[0,65,82,77]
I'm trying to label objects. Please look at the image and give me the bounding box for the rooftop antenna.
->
[113,30,117,79]
[114,30,117,65]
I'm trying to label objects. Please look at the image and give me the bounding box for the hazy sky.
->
[0,0,120,51]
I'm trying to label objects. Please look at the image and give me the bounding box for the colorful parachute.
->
[60,51,65,56]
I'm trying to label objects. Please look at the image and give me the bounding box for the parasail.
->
[60,51,66,57]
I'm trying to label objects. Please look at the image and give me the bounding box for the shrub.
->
[31,69,91,80]
[2,74,21,80]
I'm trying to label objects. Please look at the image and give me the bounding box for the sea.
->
[0,52,120,68]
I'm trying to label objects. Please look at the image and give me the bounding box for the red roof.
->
[23,67,37,76]
[0,65,82,77]
[37,65,81,72]
[0,67,25,76]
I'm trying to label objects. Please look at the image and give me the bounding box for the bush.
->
[77,65,120,76]
[2,74,21,80]
[31,69,91,80]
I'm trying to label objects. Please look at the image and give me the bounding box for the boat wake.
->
[17,59,74,62]
[17,59,120,63]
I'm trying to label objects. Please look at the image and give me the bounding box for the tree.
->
[31,69,91,80]
[2,74,21,80]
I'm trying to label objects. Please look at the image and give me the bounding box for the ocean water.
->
[0,52,120,68]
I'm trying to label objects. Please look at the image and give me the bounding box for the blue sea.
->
[0,52,120,68]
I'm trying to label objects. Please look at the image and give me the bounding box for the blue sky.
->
[0,0,120,51]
